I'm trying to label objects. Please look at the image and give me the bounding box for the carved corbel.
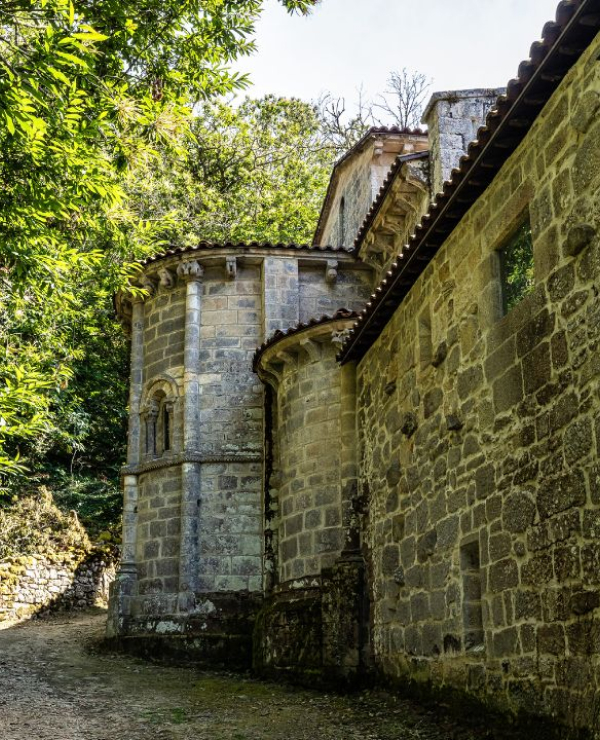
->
[177,260,204,282]
[158,267,175,289]
[140,275,157,297]
[275,349,298,367]
[226,256,237,280]
[259,362,284,389]
[300,338,322,362]
[331,327,353,346]
[325,259,338,285]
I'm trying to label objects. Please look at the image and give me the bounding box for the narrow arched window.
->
[339,196,346,246]
[145,398,159,457]
[163,404,171,452]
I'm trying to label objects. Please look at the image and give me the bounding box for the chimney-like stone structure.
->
[422,88,505,197]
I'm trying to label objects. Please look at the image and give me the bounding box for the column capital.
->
[177,260,204,283]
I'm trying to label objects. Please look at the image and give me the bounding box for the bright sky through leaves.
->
[240,0,559,110]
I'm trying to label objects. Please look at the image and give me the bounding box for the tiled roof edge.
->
[352,150,430,254]
[252,309,358,373]
[312,127,428,246]
[338,0,600,365]
[140,241,354,267]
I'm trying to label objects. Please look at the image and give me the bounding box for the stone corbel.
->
[325,259,338,285]
[331,327,353,346]
[260,363,284,389]
[300,338,322,362]
[226,256,237,280]
[177,260,204,282]
[158,267,175,289]
[275,349,298,367]
[140,275,157,297]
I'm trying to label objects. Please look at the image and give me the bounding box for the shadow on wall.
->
[0,548,118,625]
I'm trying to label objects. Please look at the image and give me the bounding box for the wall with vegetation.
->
[0,492,117,623]
[357,29,600,734]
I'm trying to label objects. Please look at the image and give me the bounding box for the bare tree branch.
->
[314,86,374,155]
[373,68,431,130]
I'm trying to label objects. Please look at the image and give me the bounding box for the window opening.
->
[461,540,484,652]
[163,405,171,452]
[340,196,346,246]
[500,216,534,314]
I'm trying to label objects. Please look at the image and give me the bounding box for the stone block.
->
[522,342,551,394]
[488,558,519,593]
[502,491,536,534]
[493,365,523,413]
[537,469,586,520]
[492,627,518,658]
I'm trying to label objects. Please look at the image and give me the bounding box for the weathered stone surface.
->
[502,492,536,534]
[112,28,600,736]
[537,470,586,520]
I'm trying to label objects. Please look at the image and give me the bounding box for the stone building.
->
[109,0,600,735]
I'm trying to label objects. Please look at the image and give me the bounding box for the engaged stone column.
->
[177,260,204,601]
[115,297,145,621]
[126,297,145,468]
[122,300,145,570]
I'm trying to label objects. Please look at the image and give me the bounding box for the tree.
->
[0,0,320,486]
[374,68,431,129]
[315,87,373,153]
[127,95,336,247]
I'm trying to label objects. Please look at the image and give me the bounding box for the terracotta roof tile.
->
[338,0,600,365]
[141,241,353,267]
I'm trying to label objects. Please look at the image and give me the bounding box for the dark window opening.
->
[461,541,484,652]
[500,217,534,314]
[340,196,346,245]
[163,406,171,451]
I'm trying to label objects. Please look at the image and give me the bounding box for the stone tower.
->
[107,244,372,664]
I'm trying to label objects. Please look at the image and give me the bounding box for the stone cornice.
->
[121,451,262,476]
[115,250,368,326]
[253,313,357,385]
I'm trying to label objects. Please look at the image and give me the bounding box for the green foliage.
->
[0,488,90,561]
[126,95,337,247]
[0,0,320,494]
[501,219,534,314]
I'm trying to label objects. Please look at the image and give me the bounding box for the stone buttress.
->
[252,312,370,683]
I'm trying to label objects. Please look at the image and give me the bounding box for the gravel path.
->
[0,610,518,740]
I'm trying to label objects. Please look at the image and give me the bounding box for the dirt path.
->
[0,610,515,740]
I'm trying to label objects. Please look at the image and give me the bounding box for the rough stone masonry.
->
[109,2,600,736]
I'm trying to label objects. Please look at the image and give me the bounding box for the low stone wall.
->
[253,555,370,686]
[0,549,117,623]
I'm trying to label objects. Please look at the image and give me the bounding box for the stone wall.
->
[270,337,345,583]
[110,248,373,660]
[136,466,182,605]
[322,147,375,248]
[357,30,600,733]
[0,550,116,623]
[299,264,373,322]
[254,317,370,683]
[319,133,429,250]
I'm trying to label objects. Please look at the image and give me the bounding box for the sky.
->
[236,0,558,117]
